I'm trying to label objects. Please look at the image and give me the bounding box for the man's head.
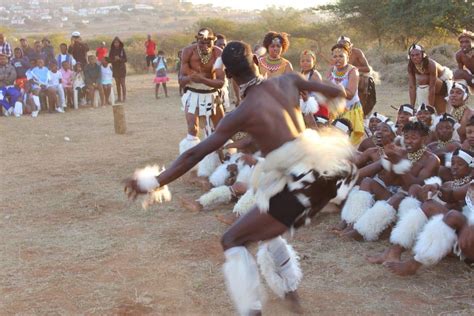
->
[34,41,42,51]
[466,116,474,147]
[36,58,45,68]
[368,112,388,133]
[397,104,415,127]
[49,62,58,72]
[408,44,427,65]
[458,30,473,54]
[41,37,50,46]
[416,104,435,126]
[215,34,227,50]
[60,43,68,54]
[0,54,7,66]
[449,82,469,107]
[88,54,97,64]
[101,56,109,66]
[147,34,151,40]
[375,121,396,146]
[195,28,216,56]
[451,149,473,178]
[402,121,429,153]
[331,43,350,69]
[300,50,316,73]
[262,31,289,59]
[332,118,353,136]
[222,41,258,81]
[20,38,28,48]
[435,114,456,142]
[29,58,37,68]
[71,31,81,43]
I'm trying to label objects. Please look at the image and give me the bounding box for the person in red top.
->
[144,34,156,72]
[96,42,108,62]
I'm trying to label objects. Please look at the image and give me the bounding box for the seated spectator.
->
[56,43,76,68]
[48,62,65,112]
[60,61,74,108]
[100,57,113,105]
[32,41,47,62]
[0,34,12,60]
[0,53,16,87]
[19,38,35,61]
[24,58,41,116]
[96,42,108,62]
[41,38,55,67]
[11,47,30,90]
[84,55,104,107]
[73,63,86,107]
[0,53,19,116]
[30,58,57,113]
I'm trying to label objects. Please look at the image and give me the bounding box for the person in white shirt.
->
[56,43,76,68]
[48,62,65,112]
[100,57,113,105]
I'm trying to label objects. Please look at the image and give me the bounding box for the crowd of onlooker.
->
[0,32,128,118]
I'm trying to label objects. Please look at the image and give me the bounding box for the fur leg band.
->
[397,196,421,218]
[390,207,428,249]
[209,163,231,187]
[197,152,222,177]
[223,246,263,315]
[256,237,302,298]
[354,200,397,241]
[233,190,256,216]
[413,214,457,266]
[179,135,200,154]
[340,188,374,224]
[198,186,233,208]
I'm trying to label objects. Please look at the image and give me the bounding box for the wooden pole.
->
[113,104,126,134]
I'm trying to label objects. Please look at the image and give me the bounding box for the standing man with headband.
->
[337,35,376,117]
[178,28,225,153]
[454,30,474,93]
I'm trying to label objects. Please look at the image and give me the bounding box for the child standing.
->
[73,63,86,107]
[100,57,113,105]
[153,50,169,99]
[48,62,65,112]
[60,61,74,108]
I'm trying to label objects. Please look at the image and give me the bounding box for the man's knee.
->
[221,230,241,250]
[408,184,422,196]
[360,177,374,191]
[443,210,466,230]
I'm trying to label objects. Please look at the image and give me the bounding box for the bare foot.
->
[283,291,304,314]
[340,228,364,241]
[384,259,421,276]
[248,310,261,316]
[330,220,347,233]
[366,247,402,264]
[216,213,238,226]
[178,196,202,212]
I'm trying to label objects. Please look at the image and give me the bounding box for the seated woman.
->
[358,112,388,152]
[408,44,453,114]
[385,179,474,275]
[338,122,440,241]
[367,148,472,264]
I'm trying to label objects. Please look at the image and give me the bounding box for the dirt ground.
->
[1,74,473,315]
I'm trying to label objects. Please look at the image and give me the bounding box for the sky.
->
[189,0,334,10]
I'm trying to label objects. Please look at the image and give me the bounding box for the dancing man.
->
[124,41,357,315]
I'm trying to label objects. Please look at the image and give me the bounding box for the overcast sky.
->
[189,0,334,10]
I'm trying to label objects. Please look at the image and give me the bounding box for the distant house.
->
[11,17,25,25]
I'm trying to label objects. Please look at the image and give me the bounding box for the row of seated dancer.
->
[178,80,474,278]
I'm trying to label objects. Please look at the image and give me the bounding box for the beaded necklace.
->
[415,63,425,74]
[197,49,211,65]
[452,175,472,188]
[407,147,426,162]
[331,66,348,84]
[451,106,466,122]
[437,140,452,150]
[260,55,284,73]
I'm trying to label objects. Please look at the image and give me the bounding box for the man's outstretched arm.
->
[291,73,345,99]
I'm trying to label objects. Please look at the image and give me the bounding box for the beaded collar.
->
[197,48,211,64]
[451,105,466,122]
[239,76,265,99]
[437,140,453,149]
[407,147,426,162]
[415,63,426,74]
[452,175,472,188]
[259,55,284,73]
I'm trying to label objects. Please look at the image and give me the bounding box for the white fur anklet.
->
[198,186,233,208]
[340,187,374,224]
[233,190,256,216]
[390,206,427,249]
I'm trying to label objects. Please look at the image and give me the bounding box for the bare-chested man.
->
[453,30,474,92]
[124,41,357,315]
[358,112,388,152]
[427,114,461,165]
[178,28,225,152]
[408,44,453,114]
[337,36,376,117]
[340,122,440,241]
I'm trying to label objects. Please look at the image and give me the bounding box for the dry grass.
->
[1,74,473,315]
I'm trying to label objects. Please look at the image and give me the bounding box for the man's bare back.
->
[348,47,370,74]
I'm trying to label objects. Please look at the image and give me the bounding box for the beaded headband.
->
[458,29,474,41]
[418,103,435,114]
[272,37,282,45]
[454,149,474,168]
[334,120,350,134]
[369,112,388,123]
[315,115,329,124]
[337,36,352,45]
[301,50,316,60]
[437,113,457,126]
[451,82,469,101]
[399,105,414,115]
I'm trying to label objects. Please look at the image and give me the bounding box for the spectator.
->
[57,43,76,68]
[68,31,89,66]
[41,38,55,67]
[0,34,12,60]
[153,50,169,98]
[144,34,156,72]
[96,41,108,62]
[11,48,29,89]
[100,57,113,105]
[30,58,57,113]
[60,61,74,108]
[20,38,35,61]
[33,41,47,62]
[84,55,104,107]
[0,53,16,87]
[25,58,41,116]
[109,37,127,103]
[48,62,65,112]
[72,63,86,107]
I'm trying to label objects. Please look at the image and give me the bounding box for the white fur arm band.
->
[392,159,411,174]
[133,165,172,209]
[381,156,392,172]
